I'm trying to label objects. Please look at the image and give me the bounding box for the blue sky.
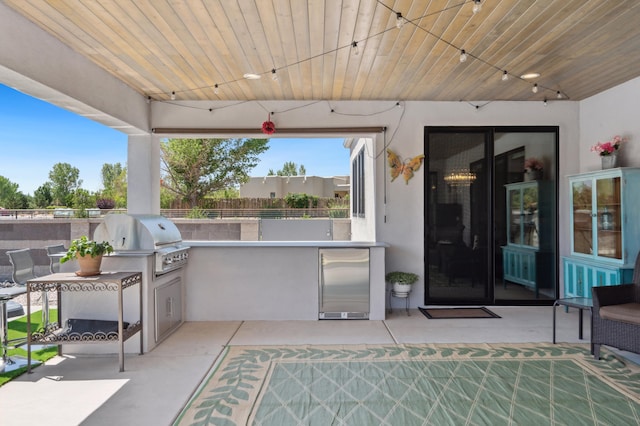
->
[0,84,349,195]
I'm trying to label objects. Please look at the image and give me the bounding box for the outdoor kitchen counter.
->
[187,241,388,247]
[184,241,388,321]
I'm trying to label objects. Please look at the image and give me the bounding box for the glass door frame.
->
[424,127,494,305]
[424,126,560,306]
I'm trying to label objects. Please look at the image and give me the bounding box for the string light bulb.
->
[472,0,482,14]
[214,84,219,95]
[502,70,509,81]
[543,98,548,106]
[352,41,359,55]
[459,49,467,63]
[396,12,404,29]
[532,83,538,94]
[271,68,278,81]
[556,91,562,99]
[170,91,176,100]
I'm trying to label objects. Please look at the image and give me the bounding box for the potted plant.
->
[386,271,419,295]
[60,236,114,276]
[524,157,544,181]
[591,135,625,169]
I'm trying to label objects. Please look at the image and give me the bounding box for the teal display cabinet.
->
[502,180,555,297]
[563,167,640,298]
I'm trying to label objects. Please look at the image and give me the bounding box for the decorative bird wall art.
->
[386,149,425,184]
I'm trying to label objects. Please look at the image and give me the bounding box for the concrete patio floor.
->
[1,306,637,425]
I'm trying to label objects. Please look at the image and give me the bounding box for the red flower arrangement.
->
[262,114,276,135]
[591,135,623,156]
[524,157,544,172]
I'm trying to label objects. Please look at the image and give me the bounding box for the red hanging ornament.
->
[262,113,276,135]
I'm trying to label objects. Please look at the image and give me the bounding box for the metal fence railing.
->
[0,208,350,220]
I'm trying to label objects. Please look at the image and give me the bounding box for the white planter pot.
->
[392,282,412,295]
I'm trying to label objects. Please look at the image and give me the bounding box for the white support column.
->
[127,134,160,215]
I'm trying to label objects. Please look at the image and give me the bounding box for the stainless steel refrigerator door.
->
[319,248,369,319]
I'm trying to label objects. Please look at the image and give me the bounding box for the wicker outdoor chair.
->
[592,253,640,360]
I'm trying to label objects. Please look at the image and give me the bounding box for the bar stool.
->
[0,285,28,372]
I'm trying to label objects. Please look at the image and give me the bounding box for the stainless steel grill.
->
[94,214,189,275]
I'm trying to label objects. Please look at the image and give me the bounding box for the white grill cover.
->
[93,214,182,251]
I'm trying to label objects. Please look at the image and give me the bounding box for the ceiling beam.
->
[152,127,386,135]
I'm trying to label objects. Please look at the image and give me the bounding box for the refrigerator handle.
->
[319,253,324,305]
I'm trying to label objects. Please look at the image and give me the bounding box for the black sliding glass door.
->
[425,128,492,304]
[424,127,558,305]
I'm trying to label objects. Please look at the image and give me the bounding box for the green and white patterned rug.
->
[174,343,640,426]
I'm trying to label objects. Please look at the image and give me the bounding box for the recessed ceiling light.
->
[520,72,541,79]
[243,73,261,80]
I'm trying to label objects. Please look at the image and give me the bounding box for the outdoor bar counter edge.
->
[184,241,388,321]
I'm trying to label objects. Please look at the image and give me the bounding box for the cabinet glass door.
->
[596,177,622,259]
[508,188,521,245]
[522,186,539,248]
[572,179,592,255]
[508,185,540,248]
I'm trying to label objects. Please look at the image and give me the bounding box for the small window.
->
[270,192,276,198]
[351,148,365,217]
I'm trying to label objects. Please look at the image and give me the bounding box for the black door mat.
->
[418,306,501,319]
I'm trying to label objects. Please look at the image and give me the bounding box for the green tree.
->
[10,192,29,209]
[160,186,177,209]
[284,193,318,208]
[0,183,29,209]
[48,162,82,206]
[100,162,127,207]
[33,183,53,208]
[72,188,95,217]
[271,162,307,176]
[210,187,240,199]
[0,175,20,207]
[161,138,269,207]
[276,161,299,176]
[101,163,124,192]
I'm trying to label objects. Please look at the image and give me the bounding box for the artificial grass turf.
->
[0,309,59,387]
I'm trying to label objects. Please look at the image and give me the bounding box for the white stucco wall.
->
[151,99,580,307]
[350,137,377,242]
[580,76,640,172]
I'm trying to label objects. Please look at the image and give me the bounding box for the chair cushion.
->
[600,303,640,325]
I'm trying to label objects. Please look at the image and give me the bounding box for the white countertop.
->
[185,240,389,248]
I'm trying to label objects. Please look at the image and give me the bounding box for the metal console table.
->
[552,297,593,352]
[26,271,143,373]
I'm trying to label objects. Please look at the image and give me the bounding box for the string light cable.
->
[147,0,568,102]
[328,101,403,117]
[375,0,569,100]
[464,101,493,111]
[147,1,469,100]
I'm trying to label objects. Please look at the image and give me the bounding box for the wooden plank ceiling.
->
[5,0,640,102]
